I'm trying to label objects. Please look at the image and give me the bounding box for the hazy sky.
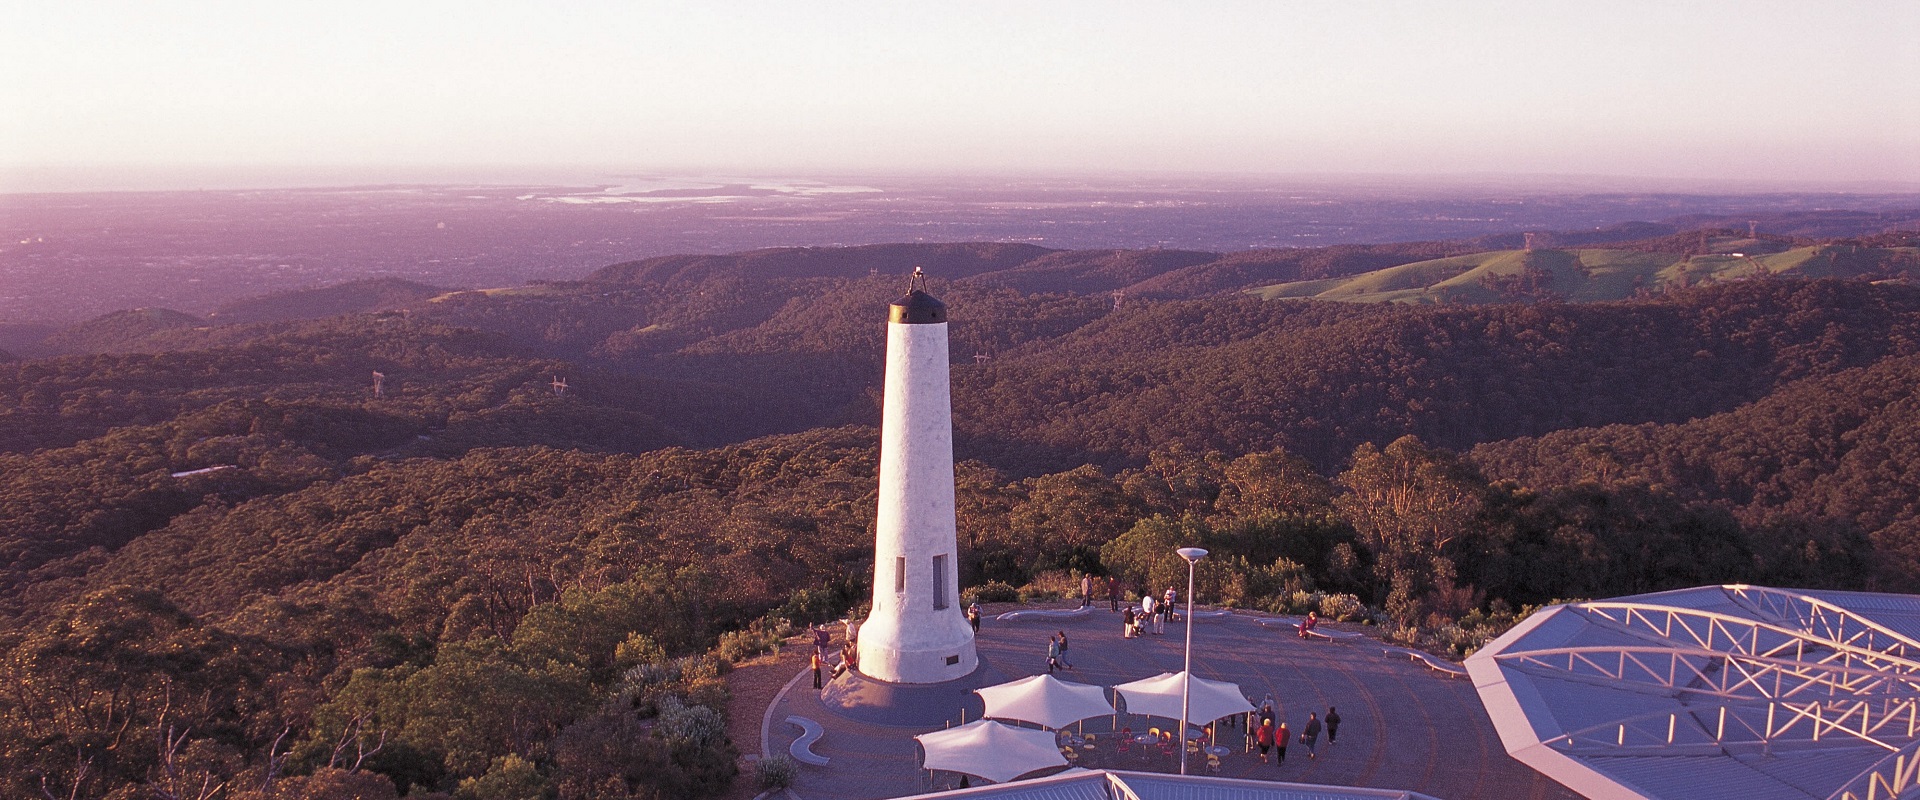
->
[5,1,1918,189]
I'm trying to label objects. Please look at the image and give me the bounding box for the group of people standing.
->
[808,619,862,690]
[1251,700,1341,764]
[1115,583,1179,639]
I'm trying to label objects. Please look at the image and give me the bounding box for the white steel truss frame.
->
[1498,588,1920,755]
[1831,740,1920,800]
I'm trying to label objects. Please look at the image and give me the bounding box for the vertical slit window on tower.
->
[896,556,906,593]
[932,554,949,609]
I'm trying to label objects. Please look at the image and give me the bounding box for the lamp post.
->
[1175,546,1207,775]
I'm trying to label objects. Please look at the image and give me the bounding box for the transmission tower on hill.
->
[551,376,568,397]
[372,371,385,399]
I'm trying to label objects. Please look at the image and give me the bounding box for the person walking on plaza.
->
[1326,706,1342,744]
[967,601,981,632]
[1301,712,1322,759]
[1274,719,1289,764]
[1047,634,1062,674]
[1108,576,1120,611]
[1122,605,1137,638]
[1141,592,1157,634]
[811,649,823,689]
[1254,718,1274,762]
[1081,573,1093,608]
[1056,630,1073,668]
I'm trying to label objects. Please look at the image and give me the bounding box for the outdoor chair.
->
[1206,753,1222,773]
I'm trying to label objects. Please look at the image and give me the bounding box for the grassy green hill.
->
[1249,245,1920,304]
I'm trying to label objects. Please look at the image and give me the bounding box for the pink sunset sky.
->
[4,1,1917,191]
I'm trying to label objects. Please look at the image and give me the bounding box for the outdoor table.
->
[1204,744,1232,757]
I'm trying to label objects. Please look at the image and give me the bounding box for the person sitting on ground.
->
[1298,610,1318,638]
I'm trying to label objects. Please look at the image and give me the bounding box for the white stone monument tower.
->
[855,268,979,683]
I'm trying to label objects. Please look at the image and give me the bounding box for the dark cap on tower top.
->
[889,289,946,324]
[889,267,946,324]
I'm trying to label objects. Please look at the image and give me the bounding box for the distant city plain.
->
[3,174,1917,324]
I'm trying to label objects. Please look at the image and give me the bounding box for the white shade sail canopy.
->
[915,720,1068,783]
[1113,671,1255,723]
[974,674,1116,730]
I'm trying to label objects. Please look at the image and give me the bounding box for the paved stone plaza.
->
[763,605,1580,800]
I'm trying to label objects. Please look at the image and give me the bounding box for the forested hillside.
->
[955,280,1920,472]
[8,230,1920,799]
[1473,352,1920,586]
[1250,243,1920,305]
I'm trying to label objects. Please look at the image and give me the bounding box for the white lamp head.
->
[1176,547,1209,563]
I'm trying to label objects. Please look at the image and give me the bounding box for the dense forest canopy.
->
[6,228,1920,799]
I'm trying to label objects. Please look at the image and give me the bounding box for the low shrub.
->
[755,755,798,790]
[967,581,1019,604]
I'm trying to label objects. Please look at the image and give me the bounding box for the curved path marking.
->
[1380,646,1468,678]
[762,665,811,759]
[995,606,1095,622]
[787,715,831,766]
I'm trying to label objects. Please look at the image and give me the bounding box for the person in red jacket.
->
[1254,718,1274,762]
[1274,720,1290,764]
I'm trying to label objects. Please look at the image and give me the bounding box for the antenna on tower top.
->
[551,376,568,397]
[908,266,929,293]
[372,371,385,399]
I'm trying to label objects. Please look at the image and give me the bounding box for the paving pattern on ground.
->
[765,605,1581,800]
